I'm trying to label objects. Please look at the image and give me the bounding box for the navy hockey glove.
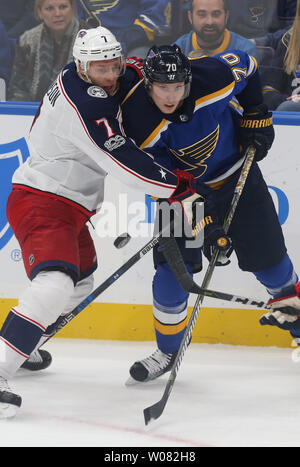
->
[260,282,300,331]
[203,221,232,266]
[239,104,275,162]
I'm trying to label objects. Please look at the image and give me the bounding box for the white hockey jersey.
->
[12,62,178,215]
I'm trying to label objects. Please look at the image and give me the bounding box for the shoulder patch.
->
[87,86,108,99]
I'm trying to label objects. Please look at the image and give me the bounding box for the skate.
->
[128,348,177,383]
[0,377,22,419]
[20,349,52,371]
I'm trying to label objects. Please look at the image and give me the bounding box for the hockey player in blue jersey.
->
[120,45,300,383]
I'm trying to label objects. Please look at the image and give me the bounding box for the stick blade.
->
[158,236,204,295]
[143,399,166,425]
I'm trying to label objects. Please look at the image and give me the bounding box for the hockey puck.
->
[114,233,131,249]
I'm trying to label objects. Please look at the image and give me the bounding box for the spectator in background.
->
[226,0,297,49]
[8,0,86,102]
[76,0,172,57]
[0,20,13,96]
[262,0,300,111]
[0,0,39,41]
[174,0,258,59]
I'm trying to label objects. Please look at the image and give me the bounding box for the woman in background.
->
[263,0,300,111]
[8,0,85,101]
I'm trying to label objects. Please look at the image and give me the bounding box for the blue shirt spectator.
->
[0,0,39,41]
[76,0,172,57]
[175,29,258,59]
[174,0,258,60]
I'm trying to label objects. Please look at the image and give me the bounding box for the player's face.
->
[188,0,228,46]
[38,0,74,34]
[150,82,186,114]
[88,59,122,95]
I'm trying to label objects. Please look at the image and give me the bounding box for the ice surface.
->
[1,338,300,447]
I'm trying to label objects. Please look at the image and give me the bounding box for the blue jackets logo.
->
[0,138,29,250]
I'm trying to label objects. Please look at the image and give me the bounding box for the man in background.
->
[175,0,258,60]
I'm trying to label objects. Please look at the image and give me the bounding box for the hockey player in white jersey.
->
[0,26,218,418]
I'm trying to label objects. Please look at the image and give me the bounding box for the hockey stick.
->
[40,210,207,344]
[41,232,269,346]
[41,210,209,344]
[143,145,256,425]
[158,234,269,309]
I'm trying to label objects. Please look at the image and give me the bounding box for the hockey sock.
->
[0,309,47,379]
[153,262,193,354]
[253,253,298,295]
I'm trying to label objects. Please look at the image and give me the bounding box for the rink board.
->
[0,299,292,348]
[0,104,299,348]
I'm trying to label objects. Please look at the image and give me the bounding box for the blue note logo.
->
[0,138,29,250]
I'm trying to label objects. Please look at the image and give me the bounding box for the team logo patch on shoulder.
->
[87,86,108,98]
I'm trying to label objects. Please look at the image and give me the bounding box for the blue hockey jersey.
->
[76,0,171,52]
[121,50,262,186]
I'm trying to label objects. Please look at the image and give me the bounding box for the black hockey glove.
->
[203,221,232,266]
[239,104,275,162]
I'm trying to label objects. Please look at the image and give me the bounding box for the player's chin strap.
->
[143,145,257,426]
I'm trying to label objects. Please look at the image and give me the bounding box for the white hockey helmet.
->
[73,26,123,75]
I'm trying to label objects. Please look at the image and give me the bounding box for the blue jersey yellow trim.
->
[121,50,263,184]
